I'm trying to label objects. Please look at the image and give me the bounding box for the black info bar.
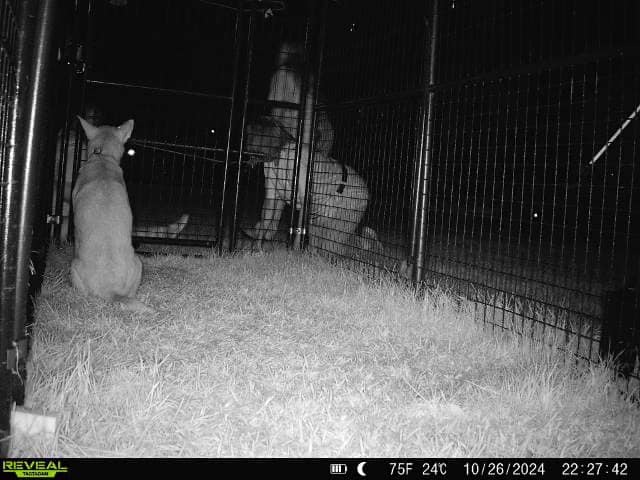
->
[2,458,637,479]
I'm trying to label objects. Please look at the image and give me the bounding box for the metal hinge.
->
[6,338,28,372]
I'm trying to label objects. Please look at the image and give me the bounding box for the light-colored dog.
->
[71,116,152,313]
[244,119,380,256]
[132,213,190,239]
[244,41,381,255]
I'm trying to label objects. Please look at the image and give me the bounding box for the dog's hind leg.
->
[132,213,190,239]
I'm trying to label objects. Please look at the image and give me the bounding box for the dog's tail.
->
[133,213,190,239]
[114,295,156,314]
[166,213,190,238]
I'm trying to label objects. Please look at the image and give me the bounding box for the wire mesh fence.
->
[52,0,639,381]
[310,0,429,269]
[87,82,234,245]
[240,6,311,249]
[53,0,241,247]
[314,0,639,381]
[422,0,639,379]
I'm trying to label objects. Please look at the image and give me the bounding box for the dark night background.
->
[53,0,640,284]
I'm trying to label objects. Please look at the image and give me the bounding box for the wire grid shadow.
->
[317,0,640,382]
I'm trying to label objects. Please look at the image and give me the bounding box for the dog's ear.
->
[116,119,135,143]
[77,115,99,141]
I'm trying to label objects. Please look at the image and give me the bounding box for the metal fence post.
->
[287,5,315,250]
[15,0,59,337]
[221,1,253,254]
[299,0,328,252]
[0,0,35,456]
[0,0,59,456]
[410,0,439,284]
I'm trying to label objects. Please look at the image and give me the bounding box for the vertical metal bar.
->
[51,64,74,242]
[66,0,91,243]
[0,0,39,456]
[217,0,244,255]
[51,0,87,242]
[410,0,439,284]
[299,0,329,251]
[229,6,255,252]
[15,0,59,329]
[288,3,315,249]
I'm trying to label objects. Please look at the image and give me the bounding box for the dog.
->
[244,119,378,256]
[244,41,345,248]
[244,40,382,255]
[70,116,153,313]
[54,106,189,243]
[132,213,190,239]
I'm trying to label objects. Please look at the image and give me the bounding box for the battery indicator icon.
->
[330,464,348,474]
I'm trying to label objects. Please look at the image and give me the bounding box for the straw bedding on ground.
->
[9,244,640,457]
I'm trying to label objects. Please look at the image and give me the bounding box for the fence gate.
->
[54,0,326,253]
[52,0,248,250]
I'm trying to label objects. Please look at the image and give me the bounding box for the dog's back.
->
[71,117,151,312]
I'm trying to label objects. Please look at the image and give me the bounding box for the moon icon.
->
[357,461,367,477]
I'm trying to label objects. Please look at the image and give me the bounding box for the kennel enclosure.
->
[1,0,639,452]
[51,0,639,378]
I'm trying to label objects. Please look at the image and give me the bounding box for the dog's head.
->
[78,116,134,164]
[244,116,293,167]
